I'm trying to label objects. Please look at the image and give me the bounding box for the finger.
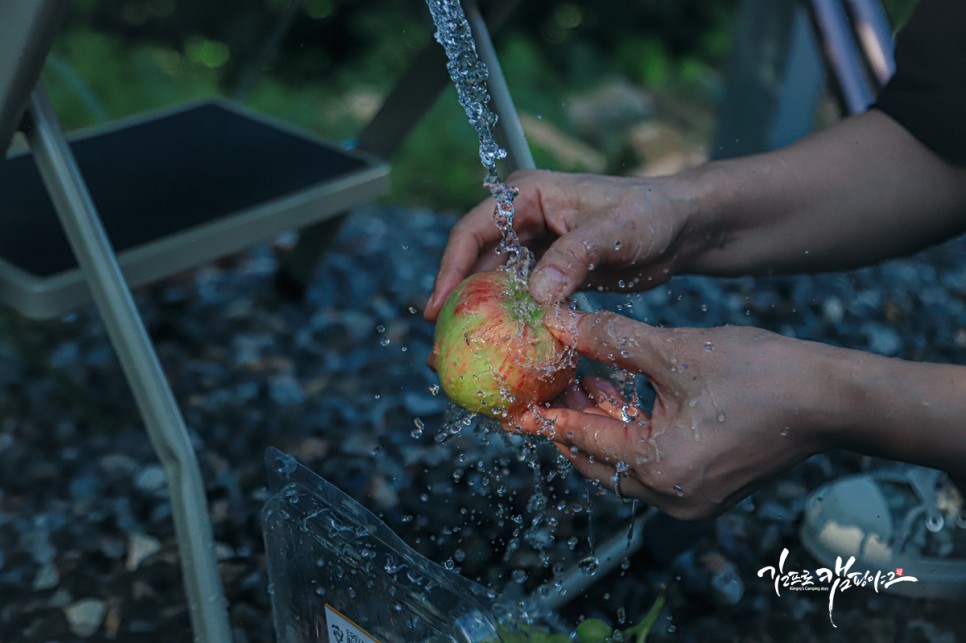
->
[562,380,595,411]
[528,224,608,304]
[424,202,504,321]
[469,247,510,275]
[580,376,642,421]
[552,442,649,499]
[507,404,581,439]
[511,406,650,466]
[545,310,672,380]
[553,441,617,486]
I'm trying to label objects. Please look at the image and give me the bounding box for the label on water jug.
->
[324,604,379,643]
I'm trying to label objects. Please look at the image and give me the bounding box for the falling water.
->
[423,0,562,578]
[422,2,645,631]
[424,0,533,281]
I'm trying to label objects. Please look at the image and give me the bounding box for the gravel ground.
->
[1,204,965,642]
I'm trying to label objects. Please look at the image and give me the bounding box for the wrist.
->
[666,161,735,275]
[808,344,883,453]
[832,354,966,475]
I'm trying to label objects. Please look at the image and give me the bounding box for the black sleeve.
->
[873,0,966,166]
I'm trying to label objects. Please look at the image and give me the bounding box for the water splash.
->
[425,0,533,280]
[422,0,634,626]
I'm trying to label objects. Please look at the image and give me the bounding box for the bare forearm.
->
[824,349,966,479]
[679,110,966,276]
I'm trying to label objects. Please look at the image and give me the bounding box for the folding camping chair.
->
[0,1,525,641]
[0,2,392,641]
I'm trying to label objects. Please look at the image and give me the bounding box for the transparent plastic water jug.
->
[262,448,532,642]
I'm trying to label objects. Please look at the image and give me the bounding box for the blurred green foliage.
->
[44,0,743,211]
[880,0,919,28]
[44,0,915,212]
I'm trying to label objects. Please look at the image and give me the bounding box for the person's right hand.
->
[423,169,701,321]
[510,309,844,519]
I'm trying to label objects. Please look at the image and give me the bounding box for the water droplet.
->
[614,240,622,250]
[620,404,634,422]
[578,555,600,575]
[411,418,425,438]
[673,484,685,497]
[511,569,528,584]
[704,341,714,352]
[273,453,298,476]
[780,427,790,437]
[717,412,726,423]
[375,324,386,333]
[379,337,391,347]
[384,556,402,575]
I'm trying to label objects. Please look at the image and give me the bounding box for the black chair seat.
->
[0,100,389,318]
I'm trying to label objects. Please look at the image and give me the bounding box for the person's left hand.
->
[509,310,846,520]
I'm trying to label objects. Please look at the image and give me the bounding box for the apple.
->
[431,269,576,419]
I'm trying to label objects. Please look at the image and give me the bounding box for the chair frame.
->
[22,84,234,641]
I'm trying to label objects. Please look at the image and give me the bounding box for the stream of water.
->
[416,4,662,641]
[421,0,625,624]
[424,0,533,282]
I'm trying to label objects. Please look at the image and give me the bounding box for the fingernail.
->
[530,267,566,304]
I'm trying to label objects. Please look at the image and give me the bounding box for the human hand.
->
[510,310,845,519]
[424,169,700,321]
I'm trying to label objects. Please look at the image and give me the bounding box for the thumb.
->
[529,227,605,304]
[545,309,669,376]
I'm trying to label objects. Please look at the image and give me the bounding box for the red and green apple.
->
[431,269,576,419]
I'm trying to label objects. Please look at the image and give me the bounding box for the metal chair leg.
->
[24,85,231,643]
[809,0,879,114]
[844,0,896,86]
